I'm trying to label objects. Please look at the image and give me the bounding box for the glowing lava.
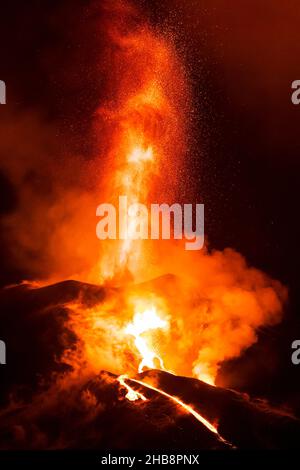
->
[118,375,232,446]
[118,374,147,402]
[130,377,218,435]
[118,302,223,439]
[125,305,168,373]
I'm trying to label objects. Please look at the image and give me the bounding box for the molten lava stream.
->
[118,374,232,447]
[117,303,232,445]
[118,375,147,402]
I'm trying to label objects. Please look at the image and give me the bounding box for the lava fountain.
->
[59,0,286,437]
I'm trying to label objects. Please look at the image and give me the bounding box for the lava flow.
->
[118,375,232,446]
[117,307,226,441]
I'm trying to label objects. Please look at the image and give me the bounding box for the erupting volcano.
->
[0,0,298,452]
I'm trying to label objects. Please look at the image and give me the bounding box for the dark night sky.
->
[1,0,300,408]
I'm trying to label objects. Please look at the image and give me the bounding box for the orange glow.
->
[125,303,169,373]
[94,9,189,282]
[130,377,219,434]
[58,0,286,396]
[119,376,232,445]
[118,375,147,402]
[117,374,230,443]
